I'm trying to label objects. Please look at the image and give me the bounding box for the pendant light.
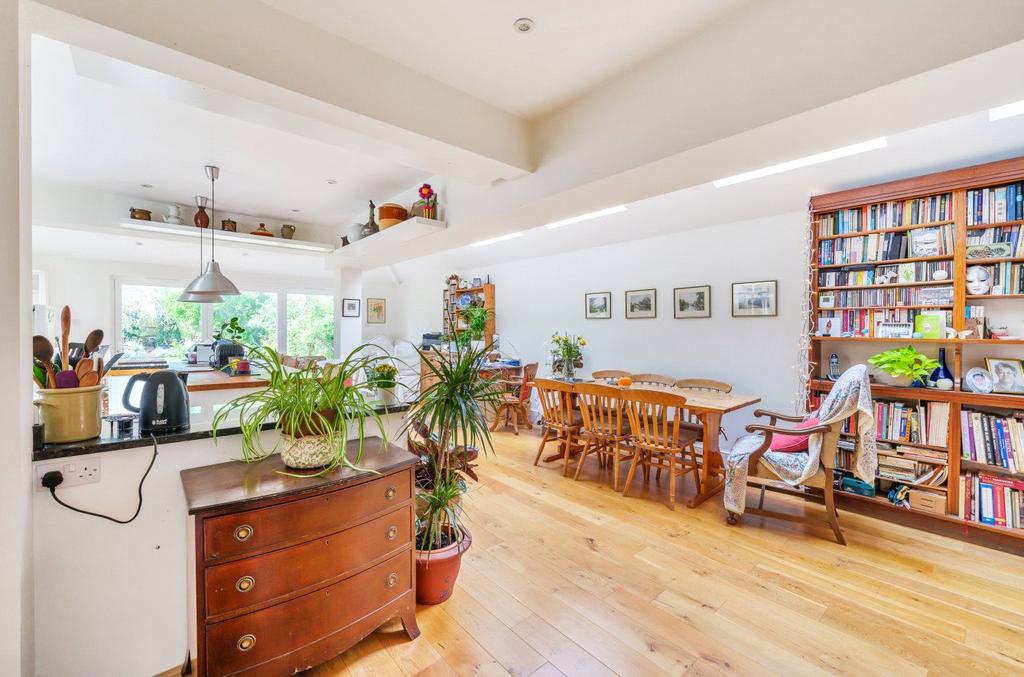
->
[181,165,240,300]
[178,195,223,303]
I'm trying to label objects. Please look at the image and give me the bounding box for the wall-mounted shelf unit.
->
[119,218,335,252]
[329,217,447,264]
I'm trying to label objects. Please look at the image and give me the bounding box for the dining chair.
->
[591,369,631,383]
[630,373,676,387]
[532,378,583,476]
[724,410,845,544]
[621,388,701,510]
[674,378,733,442]
[572,382,635,491]
[491,362,539,435]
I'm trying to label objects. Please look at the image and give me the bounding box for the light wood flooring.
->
[308,429,1024,676]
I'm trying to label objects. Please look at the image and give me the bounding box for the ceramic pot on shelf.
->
[280,224,296,239]
[165,204,184,225]
[377,203,408,230]
[360,200,379,238]
[130,207,152,221]
[250,223,274,237]
[193,205,209,229]
[347,223,364,244]
[220,219,237,232]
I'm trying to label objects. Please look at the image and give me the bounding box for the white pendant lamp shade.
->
[183,260,240,295]
[181,165,238,302]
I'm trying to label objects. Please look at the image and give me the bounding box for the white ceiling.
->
[30,35,429,227]
[260,0,746,119]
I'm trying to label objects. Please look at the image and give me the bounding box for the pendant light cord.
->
[210,175,216,260]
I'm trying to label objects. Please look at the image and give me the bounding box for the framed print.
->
[985,358,1024,394]
[966,242,1012,260]
[366,297,386,324]
[625,288,656,319]
[673,285,710,319]
[341,298,360,318]
[732,280,777,317]
[584,291,611,319]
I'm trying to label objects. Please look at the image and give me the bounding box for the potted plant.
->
[550,333,585,380]
[401,338,501,604]
[461,306,491,349]
[212,344,388,471]
[367,362,399,405]
[212,316,245,343]
[867,345,939,387]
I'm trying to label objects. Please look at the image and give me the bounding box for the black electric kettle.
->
[122,370,190,433]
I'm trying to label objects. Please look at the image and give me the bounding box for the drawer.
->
[205,506,411,618]
[203,472,410,560]
[205,550,412,676]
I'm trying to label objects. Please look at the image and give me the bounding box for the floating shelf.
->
[330,217,447,263]
[119,218,335,252]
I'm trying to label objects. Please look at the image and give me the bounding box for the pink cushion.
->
[769,417,819,453]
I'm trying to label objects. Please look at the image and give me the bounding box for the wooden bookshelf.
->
[809,156,1024,547]
[442,279,496,346]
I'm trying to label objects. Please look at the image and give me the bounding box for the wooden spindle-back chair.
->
[532,378,583,476]
[572,382,635,491]
[630,373,676,387]
[591,369,631,383]
[491,363,539,434]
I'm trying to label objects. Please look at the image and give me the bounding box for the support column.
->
[0,0,34,674]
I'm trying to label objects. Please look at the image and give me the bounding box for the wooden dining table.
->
[536,379,760,508]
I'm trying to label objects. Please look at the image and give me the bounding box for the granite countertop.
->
[34,402,410,462]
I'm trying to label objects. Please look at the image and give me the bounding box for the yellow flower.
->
[579,338,586,346]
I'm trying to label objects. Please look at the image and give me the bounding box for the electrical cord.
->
[42,434,159,524]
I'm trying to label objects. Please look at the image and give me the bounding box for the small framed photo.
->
[625,288,656,319]
[817,317,838,337]
[732,280,777,317]
[342,298,360,318]
[673,285,710,319]
[985,358,1024,394]
[584,291,611,319]
[366,297,386,324]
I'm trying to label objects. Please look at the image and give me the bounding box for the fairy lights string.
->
[793,203,816,415]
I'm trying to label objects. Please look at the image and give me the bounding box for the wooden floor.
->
[308,429,1024,676]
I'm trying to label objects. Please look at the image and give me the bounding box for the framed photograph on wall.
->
[673,285,710,319]
[342,298,360,318]
[584,291,611,319]
[366,297,386,324]
[731,280,777,317]
[625,288,656,319]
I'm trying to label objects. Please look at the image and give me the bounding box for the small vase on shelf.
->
[930,348,954,390]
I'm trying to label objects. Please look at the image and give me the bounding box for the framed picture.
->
[731,280,777,317]
[817,317,838,337]
[966,242,1012,260]
[366,297,386,324]
[584,291,611,319]
[673,285,710,319]
[964,367,995,394]
[341,298,360,318]
[624,288,656,319]
[985,358,1024,394]
[909,227,941,257]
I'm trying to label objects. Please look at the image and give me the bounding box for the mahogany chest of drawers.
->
[180,437,420,676]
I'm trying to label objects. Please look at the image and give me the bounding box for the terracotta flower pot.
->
[415,528,471,605]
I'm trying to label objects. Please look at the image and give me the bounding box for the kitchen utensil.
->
[32,372,45,389]
[35,384,103,443]
[33,335,54,365]
[55,306,79,388]
[122,369,190,433]
[78,371,100,387]
[83,329,104,357]
[43,361,56,388]
[129,207,152,220]
[100,352,124,377]
[75,358,94,379]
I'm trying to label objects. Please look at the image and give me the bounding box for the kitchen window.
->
[286,293,335,358]
[212,291,278,348]
[118,283,202,358]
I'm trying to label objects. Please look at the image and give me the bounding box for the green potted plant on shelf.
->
[212,316,245,343]
[401,337,501,605]
[867,345,939,388]
[461,306,491,347]
[367,362,400,405]
[212,344,388,471]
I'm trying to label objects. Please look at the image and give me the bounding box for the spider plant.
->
[211,344,389,473]
[401,337,502,552]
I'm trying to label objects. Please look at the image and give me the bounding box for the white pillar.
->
[334,268,363,358]
[0,1,34,674]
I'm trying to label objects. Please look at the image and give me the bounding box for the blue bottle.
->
[929,347,953,387]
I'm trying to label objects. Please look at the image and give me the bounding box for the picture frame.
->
[673,285,710,319]
[366,297,386,324]
[966,242,1012,260]
[964,367,995,394]
[341,298,360,318]
[985,358,1024,394]
[909,227,941,257]
[584,291,611,319]
[624,288,656,319]
[731,280,777,317]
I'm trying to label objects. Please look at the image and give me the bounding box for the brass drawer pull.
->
[235,575,255,593]
[233,524,253,542]
[237,634,256,652]
[384,486,397,500]
[386,573,398,588]
[386,525,398,541]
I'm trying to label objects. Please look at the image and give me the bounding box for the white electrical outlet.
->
[35,457,101,490]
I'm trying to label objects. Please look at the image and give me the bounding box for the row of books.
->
[966,183,1024,226]
[959,472,1024,529]
[965,223,1024,256]
[960,410,1022,472]
[970,262,1024,295]
[874,400,950,447]
[818,226,953,266]
[879,456,947,486]
[817,194,953,235]
[822,286,953,309]
[816,309,951,337]
[817,261,951,288]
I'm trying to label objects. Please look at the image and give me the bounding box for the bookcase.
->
[442,279,496,346]
[808,156,1024,550]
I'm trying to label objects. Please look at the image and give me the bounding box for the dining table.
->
[537,378,761,508]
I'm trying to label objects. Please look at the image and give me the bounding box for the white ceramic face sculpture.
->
[966,266,992,295]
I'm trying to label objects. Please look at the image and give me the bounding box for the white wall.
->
[390,212,807,439]
[361,278,404,343]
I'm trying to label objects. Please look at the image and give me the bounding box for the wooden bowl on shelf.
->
[378,203,408,230]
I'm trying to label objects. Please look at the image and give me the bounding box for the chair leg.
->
[562,430,574,477]
[612,441,621,492]
[511,405,519,435]
[490,404,502,432]
[824,485,846,546]
[758,484,766,510]
[622,450,642,497]
[533,429,551,466]
[573,439,593,481]
[668,454,677,511]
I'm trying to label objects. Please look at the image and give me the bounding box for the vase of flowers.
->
[551,333,585,380]
[368,362,400,404]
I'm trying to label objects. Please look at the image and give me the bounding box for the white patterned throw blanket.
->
[719,364,877,515]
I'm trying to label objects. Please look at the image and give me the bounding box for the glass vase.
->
[562,357,575,381]
[930,347,954,388]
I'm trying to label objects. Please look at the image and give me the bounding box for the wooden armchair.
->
[532,378,583,476]
[725,408,846,545]
[490,363,538,435]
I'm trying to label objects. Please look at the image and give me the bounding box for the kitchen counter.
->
[108,363,270,392]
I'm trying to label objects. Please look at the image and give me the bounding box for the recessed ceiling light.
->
[712,137,888,188]
[291,209,300,213]
[544,205,627,230]
[472,231,523,247]
[139,184,152,188]
[989,99,1024,122]
[135,241,143,246]
[513,17,534,33]
[326,179,338,185]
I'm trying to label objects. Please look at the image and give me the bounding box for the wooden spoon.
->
[32,335,54,366]
[76,358,94,379]
[78,371,100,387]
[55,306,79,388]
[83,329,104,357]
